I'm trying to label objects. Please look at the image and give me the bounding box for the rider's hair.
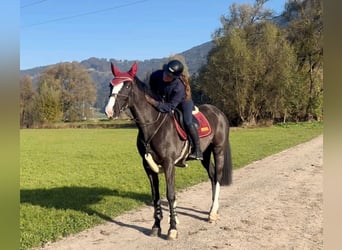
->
[180,74,191,101]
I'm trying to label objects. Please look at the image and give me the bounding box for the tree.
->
[38,62,97,121]
[199,0,297,126]
[284,0,323,121]
[35,80,62,123]
[20,76,36,127]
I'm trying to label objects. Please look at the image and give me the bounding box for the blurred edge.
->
[0,0,340,249]
[323,1,342,250]
[0,1,20,250]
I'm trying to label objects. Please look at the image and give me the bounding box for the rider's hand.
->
[145,94,157,107]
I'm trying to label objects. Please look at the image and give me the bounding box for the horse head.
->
[105,62,138,119]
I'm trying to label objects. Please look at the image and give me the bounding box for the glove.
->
[145,94,158,107]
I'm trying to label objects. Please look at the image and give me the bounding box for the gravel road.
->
[38,135,323,250]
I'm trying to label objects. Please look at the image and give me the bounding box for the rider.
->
[145,59,203,160]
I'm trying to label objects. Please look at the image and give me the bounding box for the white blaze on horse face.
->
[105,82,124,118]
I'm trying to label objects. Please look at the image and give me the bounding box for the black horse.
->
[105,62,232,240]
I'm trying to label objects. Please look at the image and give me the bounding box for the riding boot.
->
[187,124,203,160]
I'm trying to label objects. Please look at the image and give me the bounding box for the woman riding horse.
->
[145,59,203,160]
[105,61,232,240]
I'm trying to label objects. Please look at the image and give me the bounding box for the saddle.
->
[173,107,212,140]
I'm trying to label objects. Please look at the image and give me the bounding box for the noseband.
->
[111,80,167,128]
[109,92,129,98]
[109,80,133,114]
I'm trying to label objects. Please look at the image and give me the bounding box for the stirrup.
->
[188,152,203,161]
[175,162,188,168]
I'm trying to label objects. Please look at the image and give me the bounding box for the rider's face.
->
[163,72,174,82]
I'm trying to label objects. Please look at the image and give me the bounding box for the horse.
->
[105,62,233,240]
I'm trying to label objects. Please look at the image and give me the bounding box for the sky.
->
[20,0,288,70]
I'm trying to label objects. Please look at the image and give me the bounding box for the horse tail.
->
[221,137,233,186]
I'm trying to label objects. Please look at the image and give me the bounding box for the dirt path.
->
[39,135,323,250]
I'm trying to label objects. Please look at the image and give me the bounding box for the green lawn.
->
[20,122,323,249]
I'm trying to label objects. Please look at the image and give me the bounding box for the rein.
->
[111,78,168,153]
[123,80,165,128]
[134,111,163,127]
[139,112,167,152]
[144,113,168,141]
[131,80,169,152]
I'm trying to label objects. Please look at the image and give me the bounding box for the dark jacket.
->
[149,70,186,113]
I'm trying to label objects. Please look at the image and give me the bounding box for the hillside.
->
[20,41,214,110]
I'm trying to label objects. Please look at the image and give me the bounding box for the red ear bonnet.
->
[110,62,138,86]
[128,62,138,77]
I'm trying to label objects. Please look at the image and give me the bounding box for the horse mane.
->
[134,76,155,97]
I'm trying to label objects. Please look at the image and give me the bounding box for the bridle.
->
[110,77,169,155]
[109,79,132,114]
[110,79,168,127]
[109,92,129,98]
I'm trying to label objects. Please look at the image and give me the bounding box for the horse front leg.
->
[164,161,178,240]
[143,161,163,237]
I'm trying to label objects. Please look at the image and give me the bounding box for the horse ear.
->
[128,62,138,77]
[111,62,120,76]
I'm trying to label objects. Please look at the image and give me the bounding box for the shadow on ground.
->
[20,186,150,222]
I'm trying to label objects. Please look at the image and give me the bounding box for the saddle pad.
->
[174,111,212,140]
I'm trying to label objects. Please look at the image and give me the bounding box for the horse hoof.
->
[208,213,218,223]
[150,227,161,237]
[167,229,178,240]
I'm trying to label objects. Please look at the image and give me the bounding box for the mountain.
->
[20,41,214,110]
[21,41,213,77]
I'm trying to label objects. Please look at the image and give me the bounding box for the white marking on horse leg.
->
[168,199,180,224]
[145,153,164,173]
[167,215,180,224]
[209,182,220,222]
[167,229,178,240]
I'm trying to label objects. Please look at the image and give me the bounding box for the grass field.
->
[20,122,323,249]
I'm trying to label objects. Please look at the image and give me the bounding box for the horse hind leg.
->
[209,182,221,222]
[206,146,226,222]
[201,146,220,222]
[209,137,233,222]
